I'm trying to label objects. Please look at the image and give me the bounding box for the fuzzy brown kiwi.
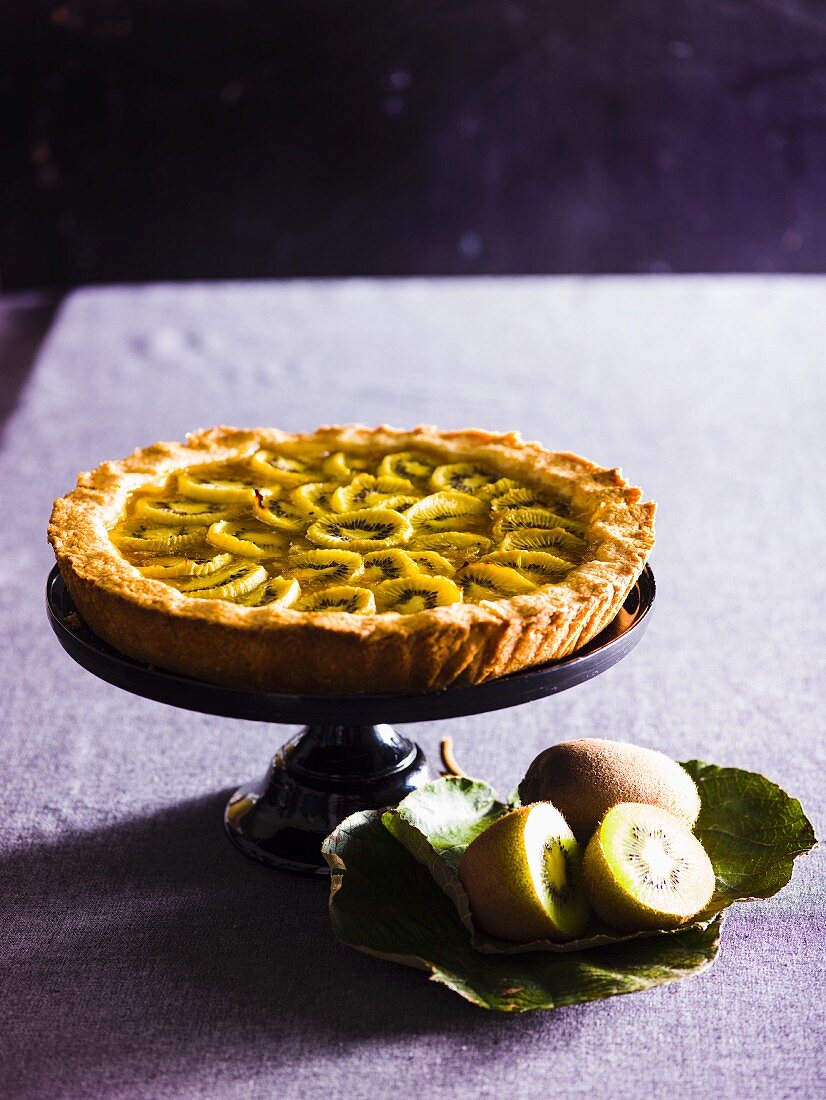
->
[518,739,701,843]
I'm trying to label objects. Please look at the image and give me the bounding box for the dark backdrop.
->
[2,0,826,288]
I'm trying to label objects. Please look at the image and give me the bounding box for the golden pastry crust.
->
[48,425,656,694]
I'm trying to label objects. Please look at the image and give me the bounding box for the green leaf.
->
[683,760,817,916]
[323,809,723,1012]
[322,762,815,1012]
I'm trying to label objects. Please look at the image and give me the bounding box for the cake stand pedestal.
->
[46,565,654,875]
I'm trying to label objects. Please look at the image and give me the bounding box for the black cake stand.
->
[46,565,655,875]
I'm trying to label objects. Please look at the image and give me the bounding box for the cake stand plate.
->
[46,565,655,874]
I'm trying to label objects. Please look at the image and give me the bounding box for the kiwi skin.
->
[583,803,716,931]
[457,803,588,943]
[518,739,701,844]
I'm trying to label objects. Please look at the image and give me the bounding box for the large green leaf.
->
[322,762,815,1011]
[324,810,723,1012]
[684,761,816,912]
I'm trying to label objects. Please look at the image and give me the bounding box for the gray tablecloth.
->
[1,279,823,1099]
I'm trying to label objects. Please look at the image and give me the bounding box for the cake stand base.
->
[225,724,428,874]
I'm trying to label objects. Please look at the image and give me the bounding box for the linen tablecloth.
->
[1,278,823,1099]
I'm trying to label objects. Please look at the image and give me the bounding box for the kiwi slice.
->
[457,803,589,943]
[406,491,488,534]
[305,507,412,551]
[456,562,537,601]
[286,549,363,583]
[429,462,500,494]
[330,474,418,513]
[583,803,715,931]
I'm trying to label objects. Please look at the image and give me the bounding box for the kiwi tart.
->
[48,425,655,693]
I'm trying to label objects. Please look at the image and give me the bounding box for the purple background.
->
[3,0,826,287]
[1,279,823,1099]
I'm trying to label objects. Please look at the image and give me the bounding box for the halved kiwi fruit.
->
[583,803,715,931]
[457,803,589,943]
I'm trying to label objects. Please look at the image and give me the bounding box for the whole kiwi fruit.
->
[518,738,701,843]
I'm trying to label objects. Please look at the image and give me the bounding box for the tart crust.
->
[48,425,656,694]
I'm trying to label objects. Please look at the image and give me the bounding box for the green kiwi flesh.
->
[583,802,716,931]
[457,803,589,943]
[518,738,701,843]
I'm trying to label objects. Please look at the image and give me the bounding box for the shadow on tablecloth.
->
[0,790,584,1096]
[0,293,62,437]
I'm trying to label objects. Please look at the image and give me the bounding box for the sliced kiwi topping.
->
[236,575,300,607]
[252,489,313,533]
[409,531,493,557]
[374,575,462,613]
[456,562,538,601]
[290,481,336,515]
[111,522,208,552]
[359,549,420,584]
[331,474,419,513]
[175,562,268,600]
[490,486,556,513]
[287,549,363,583]
[407,491,488,534]
[206,520,290,559]
[500,527,585,557]
[494,506,586,539]
[249,448,322,486]
[484,550,573,584]
[133,496,240,526]
[377,451,436,482]
[405,550,456,576]
[306,507,412,550]
[111,444,590,612]
[478,477,522,502]
[429,463,500,494]
[176,473,257,504]
[140,552,233,579]
[297,585,376,614]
